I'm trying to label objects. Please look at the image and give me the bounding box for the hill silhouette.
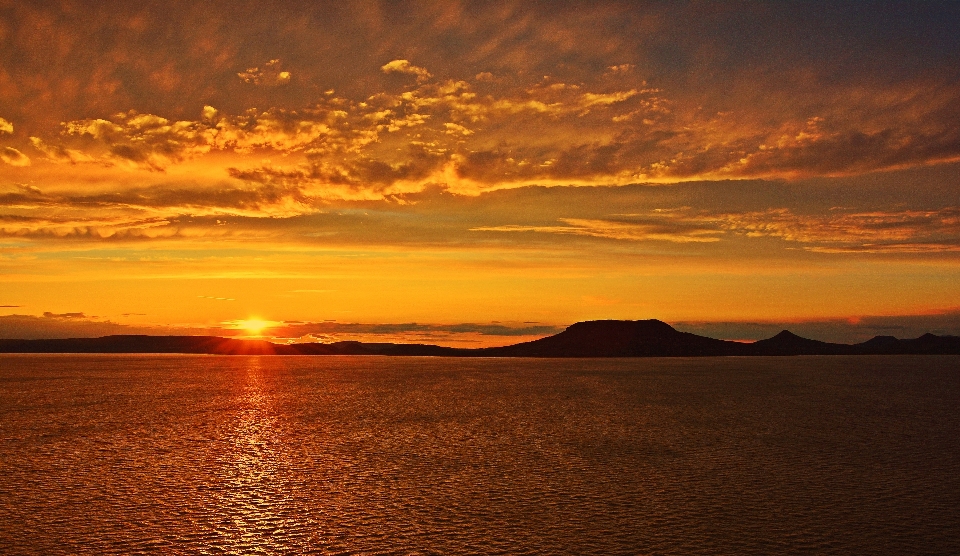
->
[1,320,958,356]
[477,320,746,357]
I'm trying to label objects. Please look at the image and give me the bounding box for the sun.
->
[238,318,271,336]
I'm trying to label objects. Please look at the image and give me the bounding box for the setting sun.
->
[237,319,272,336]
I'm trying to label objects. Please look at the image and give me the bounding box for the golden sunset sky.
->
[2,1,959,345]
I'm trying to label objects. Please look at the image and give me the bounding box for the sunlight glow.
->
[236,319,272,336]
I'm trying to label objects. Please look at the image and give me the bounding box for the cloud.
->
[443,122,473,136]
[55,112,213,170]
[9,62,960,197]
[43,312,87,319]
[471,204,960,253]
[42,104,353,170]
[0,181,314,215]
[256,320,565,347]
[473,217,721,243]
[0,147,30,166]
[0,312,204,339]
[713,207,960,253]
[578,89,638,109]
[28,137,95,163]
[381,59,432,83]
[0,180,321,239]
[270,321,561,338]
[0,215,177,240]
[237,59,292,86]
[0,117,13,134]
[2,2,959,169]
[3,172,958,252]
[606,64,635,75]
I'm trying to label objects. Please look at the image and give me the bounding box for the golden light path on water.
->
[220,358,279,551]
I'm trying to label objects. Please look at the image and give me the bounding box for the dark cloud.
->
[271,321,562,338]
[0,313,197,339]
[42,312,87,319]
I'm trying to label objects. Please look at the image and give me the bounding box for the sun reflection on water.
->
[214,357,299,553]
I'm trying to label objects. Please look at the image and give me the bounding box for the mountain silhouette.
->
[1,320,958,356]
[478,319,746,357]
[748,330,852,356]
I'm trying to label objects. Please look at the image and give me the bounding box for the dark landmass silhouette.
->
[1,320,959,356]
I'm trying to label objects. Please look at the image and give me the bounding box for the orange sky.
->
[1,1,959,345]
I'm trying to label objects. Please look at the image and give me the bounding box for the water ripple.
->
[1,354,958,554]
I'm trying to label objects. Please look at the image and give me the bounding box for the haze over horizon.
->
[2,1,960,346]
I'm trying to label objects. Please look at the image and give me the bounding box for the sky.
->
[1,0,960,346]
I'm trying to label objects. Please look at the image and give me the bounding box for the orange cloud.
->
[5,62,957,201]
[237,59,292,86]
[471,205,960,253]
[381,59,432,83]
[1,147,29,166]
[473,218,721,243]
[713,208,960,253]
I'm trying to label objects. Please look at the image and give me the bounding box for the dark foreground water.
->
[0,355,958,555]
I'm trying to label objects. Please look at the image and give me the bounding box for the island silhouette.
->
[1,319,958,356]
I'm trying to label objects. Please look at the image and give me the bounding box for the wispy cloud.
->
[473,206,960,253]
[713,207,960,253]
[473,217,721,243]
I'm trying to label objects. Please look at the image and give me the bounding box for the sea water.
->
[1,354,958,554]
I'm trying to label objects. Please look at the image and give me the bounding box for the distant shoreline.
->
[2,319,958,357]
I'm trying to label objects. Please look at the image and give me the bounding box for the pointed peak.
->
[772,329,801,339]
[863,335,898,344]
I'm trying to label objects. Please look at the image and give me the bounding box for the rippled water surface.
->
[1,355,959,554]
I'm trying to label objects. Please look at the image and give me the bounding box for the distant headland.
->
[1,319,958,356]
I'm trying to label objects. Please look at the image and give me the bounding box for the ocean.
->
[1,355,958,554]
